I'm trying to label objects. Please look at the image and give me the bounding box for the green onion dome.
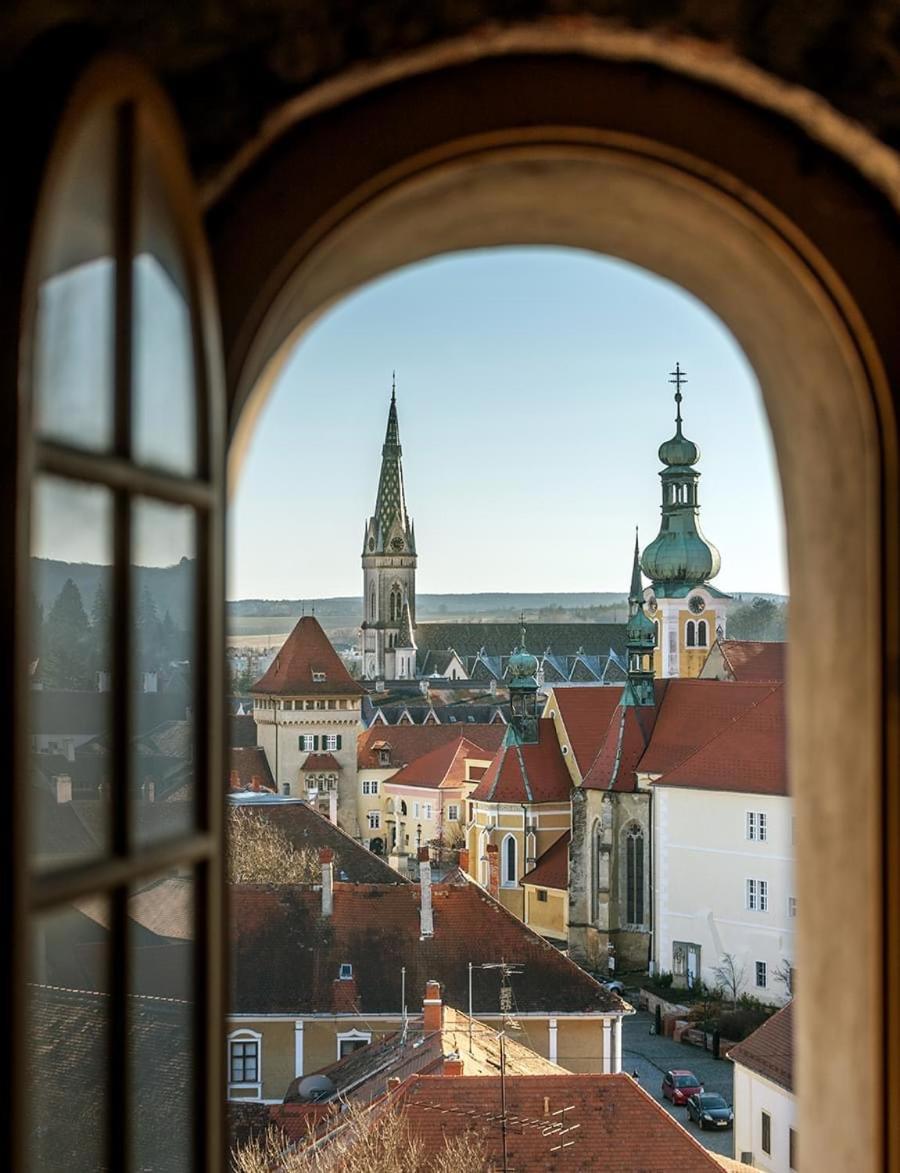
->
[658,426,699,468]
[642,526,721,585]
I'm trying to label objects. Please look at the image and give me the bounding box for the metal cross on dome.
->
[669,362,687,423]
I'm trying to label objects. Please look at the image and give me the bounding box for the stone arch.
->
[212,45,900,1170]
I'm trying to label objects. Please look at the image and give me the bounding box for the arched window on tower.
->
[697,619,708,647]
[502,834,517,886]
[389,584,402,623]
[686,620,696,647]
[369,587,376,620]
[625,824,645,925]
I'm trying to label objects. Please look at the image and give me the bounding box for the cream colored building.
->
[729,1002,797,1171]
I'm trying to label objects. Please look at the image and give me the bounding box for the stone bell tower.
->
[361,378,417,679]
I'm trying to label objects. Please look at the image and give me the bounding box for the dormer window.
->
[312,671,326,683]
[378,748,390,766]
[339,963,353,980]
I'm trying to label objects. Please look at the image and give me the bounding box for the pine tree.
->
[136,586,163,672]
[43,578,92,689]
[90,581,112,675]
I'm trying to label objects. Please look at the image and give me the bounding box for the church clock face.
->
[390,537,404,552]
[688,594,706,614]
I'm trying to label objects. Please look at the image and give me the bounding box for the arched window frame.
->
[686,620,696,647]
[623,823,646,927]
[227,1028,263,1101]
[501,833,517,887]
[697,619,708,647]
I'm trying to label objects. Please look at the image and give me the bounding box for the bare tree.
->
[711,953,746,1008]
[232,1101,488,1173]
[228,808,320,885]
[773,957,794,997]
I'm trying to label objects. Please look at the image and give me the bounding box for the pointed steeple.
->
[629,527,643,611]
[624,529,657,707]
[367,379,415,555]
[397,600,416,650]
[641,365,720,596]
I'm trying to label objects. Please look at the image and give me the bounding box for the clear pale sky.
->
[229,248,787,600]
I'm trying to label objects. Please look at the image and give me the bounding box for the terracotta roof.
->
[358,722,504,770]
[522,832,569,890]
[229,746,275,792]
[227,799,406,884]
[550,686,626,776]
[470,720,572,804]
[718,640,785,682]
[396,1073,723,1171]
[281,1004,561,1115]
[300,752,341,771]
[581,699,658,792]
[727,1001,794,1092]
[645,680,787,796]
[386,736,493,791]
[231,878,625,1016]
[252,616,365,697]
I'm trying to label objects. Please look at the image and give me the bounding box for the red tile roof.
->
[470,720,572,804]
[397,1073,723,1171]
[358,722,504,770]
[581,701,658,792]
[229,746,275,792]
[300,752,341,772]
[522,832,569,890]
[718,640,786,682]
[386,736,492,791]
[644,680,787,796]
[551,687,626,776]
[231,877,625,1016]
[252,617,365,697]
[727,1000,794,1092]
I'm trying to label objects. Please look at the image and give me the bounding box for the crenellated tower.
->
[361,378,417,679]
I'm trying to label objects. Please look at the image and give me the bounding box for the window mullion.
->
[109,97,136,1173]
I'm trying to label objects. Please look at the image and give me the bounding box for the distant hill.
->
[33,557,195,627]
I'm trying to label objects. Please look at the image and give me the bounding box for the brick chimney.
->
[332,974,358,1014]
[229,769,241,791]
[458,848,470,875]
[320,847,334,918]
[54,774,72,804]
[423,980,443,1031]
[443,1054,464,1076]
[250,774,263,792]
[486,843,500,899]
[418,846,433,938]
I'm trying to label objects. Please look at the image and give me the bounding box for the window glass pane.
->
[131,498,196,845]
[32,108,115,451]
[30,476,113,868]
[132,129,197,475]
[29,901,110,1172]
[130,870,195,1170]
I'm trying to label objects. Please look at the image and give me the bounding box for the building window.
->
[790,1128,798,1170]
[367,811,380,830]
[746,811,768,841]
[362,779,378,795]
[746,878,769,911]
[413,802,420,818]
[761,1111,772,1155]
[788,895,797,917]
[685,620,696,647]
[229,1038,259,1085]
[337,1031,371,1059]
[447,804,459,822]
[325,734,341,751]
[625,824,645,925]
[301,734,316,752]
[756,961,768,988]
[282,784,290,796]
[423,802,433,820]
[591,820,602,922]
[502,833,517,886]
[697,619,708,646]
[536,889,548,903]
[378,748,391,766]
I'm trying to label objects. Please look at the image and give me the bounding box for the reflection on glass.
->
[131,498,196,844]
[29,902,109,1172]
[132,132,197,475]
[30,477,113,868]
[33,109,115,451]
[130,870,195,1171]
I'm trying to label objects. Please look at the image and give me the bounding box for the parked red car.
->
[661,1069,704,1105]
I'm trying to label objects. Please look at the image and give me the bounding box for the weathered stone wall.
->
[3,4,900,187]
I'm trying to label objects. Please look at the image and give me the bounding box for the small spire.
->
[391,371,396,403]
[519,610,527,649]
[669,362,687,431]
[629,527,643,606]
